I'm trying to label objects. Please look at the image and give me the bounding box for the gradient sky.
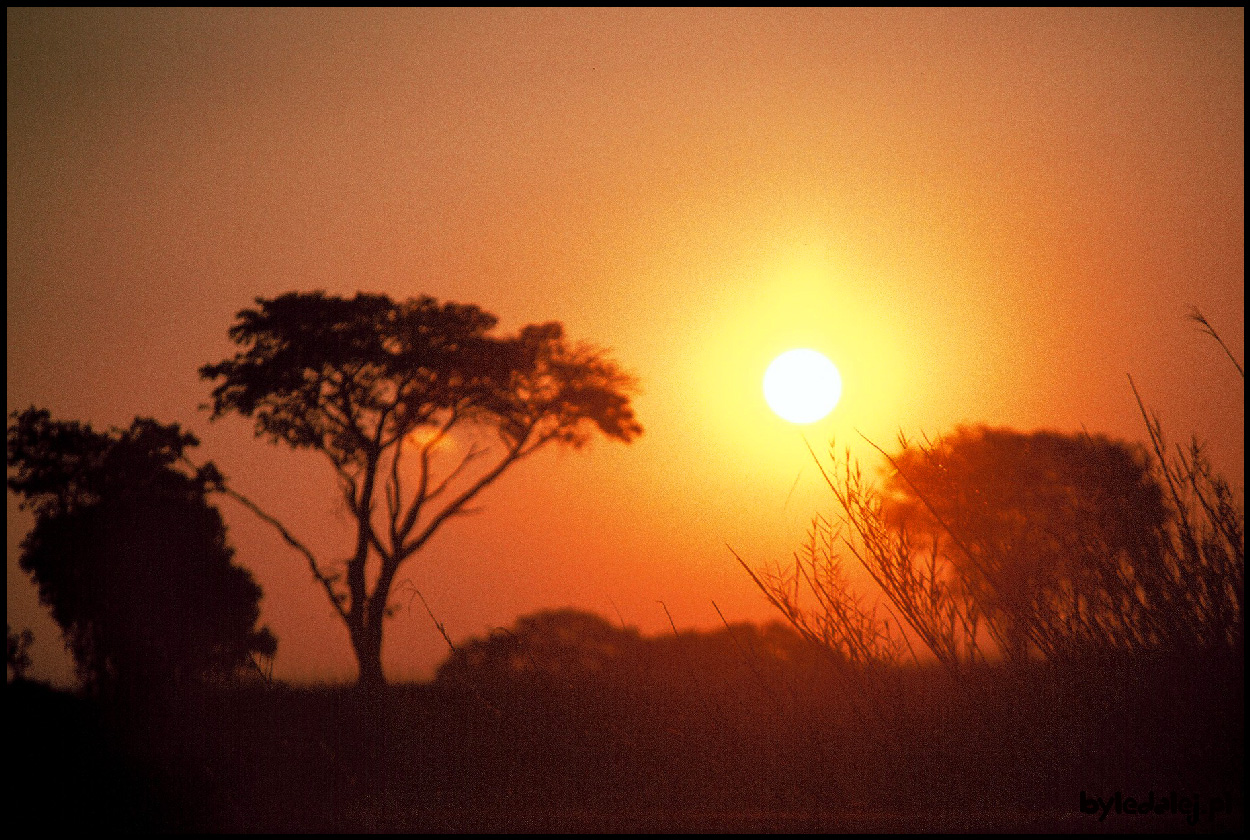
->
[8,8,1243,685]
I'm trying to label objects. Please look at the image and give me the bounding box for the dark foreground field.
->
[9,641,1242,833]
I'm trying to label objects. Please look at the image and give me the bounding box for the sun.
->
[763,349,842,424]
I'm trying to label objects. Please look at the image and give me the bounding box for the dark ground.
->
[8,648,1242,833]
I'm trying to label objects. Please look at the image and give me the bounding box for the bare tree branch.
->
[202,467,348,623]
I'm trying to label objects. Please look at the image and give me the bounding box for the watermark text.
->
[1080,790,1237,826]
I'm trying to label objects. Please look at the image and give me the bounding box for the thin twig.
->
[1189,307,1244,379]
[415,587,455,653]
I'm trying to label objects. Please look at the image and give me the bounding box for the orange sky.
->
[8,8,1243,685]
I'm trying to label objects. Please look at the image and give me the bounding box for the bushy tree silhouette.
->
[7,408,276,697]
[200,291,642,688]
[882,427,1179,660]
[435,608,644,688]
[743,424,1242,671]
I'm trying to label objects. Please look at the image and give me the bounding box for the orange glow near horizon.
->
[7,8,1243,687]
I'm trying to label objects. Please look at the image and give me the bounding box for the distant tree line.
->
[434,607,824,691]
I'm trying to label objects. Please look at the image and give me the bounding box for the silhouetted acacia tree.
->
[200,291,642,689]
[7,408,276,697]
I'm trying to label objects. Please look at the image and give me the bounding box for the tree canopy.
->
[200,291,642,687]
[7,408,276,695]
[744,424,1243,673]
[881,427,1177,658]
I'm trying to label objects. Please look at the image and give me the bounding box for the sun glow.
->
[763,349,842,424]
[405,425,457,453]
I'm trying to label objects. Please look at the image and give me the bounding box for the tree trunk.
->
[351,622,386,690]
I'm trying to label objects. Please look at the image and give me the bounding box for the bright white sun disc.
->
[763,349,842,424]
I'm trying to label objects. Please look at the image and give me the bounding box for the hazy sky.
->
[8,8,1243,685]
